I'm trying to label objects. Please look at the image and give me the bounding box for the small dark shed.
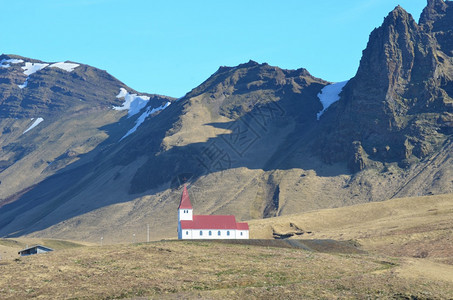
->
[18,245,54,256]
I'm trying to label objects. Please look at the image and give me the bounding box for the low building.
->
[177,185,249,239]
[18,245,53,256]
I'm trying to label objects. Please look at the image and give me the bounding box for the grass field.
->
[0,238,89,261]
[249,193,453,265]
[1,240,452,299]
[0,193,452,299]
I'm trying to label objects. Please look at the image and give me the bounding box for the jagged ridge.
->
[316,0,453,171]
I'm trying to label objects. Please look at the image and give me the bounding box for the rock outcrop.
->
[317,1,453,169]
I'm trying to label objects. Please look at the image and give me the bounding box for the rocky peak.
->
[386,5,415,22]
[315,1,453,170]
[186,60,324,104]
[359,5,422,86]
[340,4,429,125]
[379,5,419,39]
[239,59,261,68]
[420,0,453,56]
[420,0,450,28]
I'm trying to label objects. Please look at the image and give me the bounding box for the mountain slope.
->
[0,54,174,206]
[2,54,451,243]
[127,60,329,192]
[249,192,453,267]
[0,60,334,240]
[0,1,452,242]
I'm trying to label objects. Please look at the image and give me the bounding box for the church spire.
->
[178,185,192,210]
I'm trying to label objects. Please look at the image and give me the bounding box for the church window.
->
[227,231,230,236]
[240,232,243,236]
[200,230,203,236]
[218,231,221,236]
[209,231,212,236]
[186,231,189,235]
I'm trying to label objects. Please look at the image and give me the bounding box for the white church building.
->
[177,185,249,239]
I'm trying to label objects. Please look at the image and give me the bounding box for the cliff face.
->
[317,1,453,171]
[420,0,453,95]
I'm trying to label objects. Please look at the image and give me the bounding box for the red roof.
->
[180,215,238,230]
[236,222,249,230]
[178,185,192,209]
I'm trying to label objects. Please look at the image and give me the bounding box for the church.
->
[177,185,249,239]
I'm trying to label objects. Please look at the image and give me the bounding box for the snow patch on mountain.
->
[22,62,49,76]
[0,58,24,68]
[113,88,151,117]
[18,78,28,89]
[15,61,79,88]
[23,117,44,134]
[317,80,349,120]
[120,102,171,141]
[116,88,128,98]
[49,62,80,72]
[16,62,50,88]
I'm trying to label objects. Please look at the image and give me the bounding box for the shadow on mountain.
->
[0,54,357,238]
[0,87,350,237]
[0,98,179,237]
[129,90,349,194]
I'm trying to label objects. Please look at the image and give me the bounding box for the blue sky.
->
[1,0,427,97]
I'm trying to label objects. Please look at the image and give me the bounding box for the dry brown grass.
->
[249,193,453,287]
[0,238,89,261]
[0,240,452,299]
[1,194,452,299]
[249,194,453,252]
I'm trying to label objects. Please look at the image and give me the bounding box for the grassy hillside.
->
[1,193,452,299]
[249,193,453,265]
[0,240,452,299]
[0,238,88,261]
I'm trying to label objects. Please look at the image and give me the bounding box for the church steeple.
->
[178,185,193,222]
[178,185,192,210]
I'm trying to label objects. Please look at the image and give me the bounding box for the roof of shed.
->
[18,244,54,253]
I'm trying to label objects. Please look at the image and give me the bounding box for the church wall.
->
[181,229,250,239]
[236,230,249,239]
[178,209,193,221]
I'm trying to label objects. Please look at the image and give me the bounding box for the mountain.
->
[125,60,328,193]
[0,59,333,241]
[0,1,452,242]
[0,54,174,207]
[316,0,453,172]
